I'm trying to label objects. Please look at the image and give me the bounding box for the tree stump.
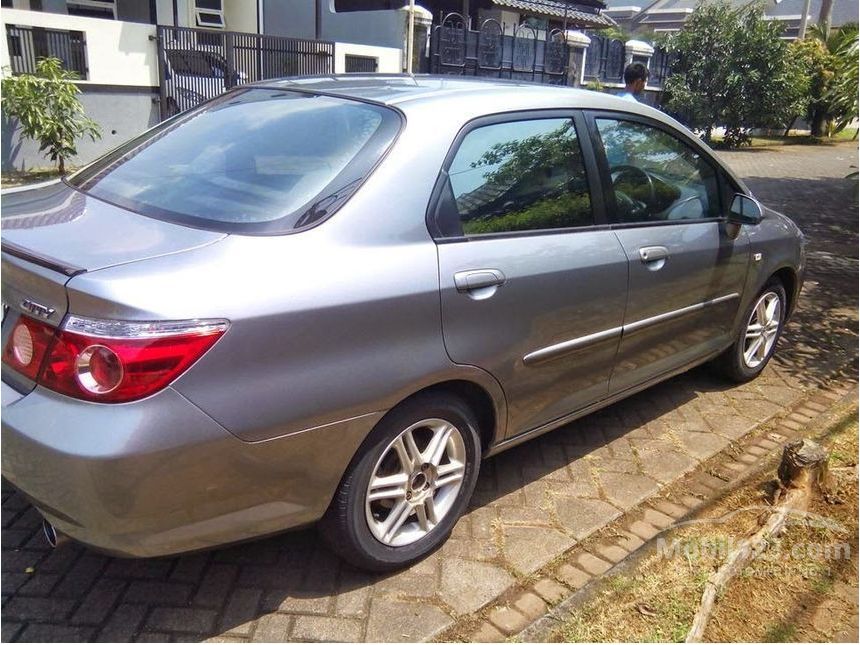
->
[685,439,830,642]
[777,438,831,499]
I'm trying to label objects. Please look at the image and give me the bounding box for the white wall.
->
[0,8,158,86]
[224,0,259,33]
[334,42,401,73]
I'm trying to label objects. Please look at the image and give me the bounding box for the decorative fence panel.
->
[156,25,334,119]
[430,13,570,86]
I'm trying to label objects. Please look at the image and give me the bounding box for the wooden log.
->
[685,439,829,643]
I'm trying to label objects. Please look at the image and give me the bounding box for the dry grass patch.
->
[553,414,858,643]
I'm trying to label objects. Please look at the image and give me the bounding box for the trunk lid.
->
[1,181,226,394]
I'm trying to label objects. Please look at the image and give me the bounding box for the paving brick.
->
[0,622,23,642]
[676,493,706,509]
[70,577,127,625]
[803,400,828,413]
[124,580,194,605]
[52,554,108,598]
[17,623,95,642]
[574,552,613,576]
[613,529,645,552]
[219,588,263,636]
[192,563,239,608]
[262,591,332,615]
[513,591,547,620]
[169,553,211,584]
[642,508,674,529]
[533,577,569,605]
[146,607,218,633]
[292,615,363,642]
[593,543,629,564]
[488,605,529,635]
[780,418,804,431]
[96,603,148,642]
[556,564,591,590]
[651,500,687,519]
[2,596,77,622]
[365,598,452,642]
[16,571,61,596]
[135,632,174,642]
[471,620,507,642]
[627,520,660,541]
[439,557,514,614]
[251,613,292,642]
[757,438,781,450]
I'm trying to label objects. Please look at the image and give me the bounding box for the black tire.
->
[318,393,481,572]
[716,279,787,383]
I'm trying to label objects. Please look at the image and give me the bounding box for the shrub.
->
[660,0,808,148]
[2,57,101,173]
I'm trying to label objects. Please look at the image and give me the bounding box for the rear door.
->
[585,113,749,393]
[431,111,629,437]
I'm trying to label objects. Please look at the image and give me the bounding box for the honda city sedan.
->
[1,75,805,571]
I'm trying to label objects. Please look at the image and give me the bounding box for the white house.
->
[1,0,405,170]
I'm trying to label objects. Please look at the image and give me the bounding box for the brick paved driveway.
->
[2,143,857,642]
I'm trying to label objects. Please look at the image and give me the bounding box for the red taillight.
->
[3,314,228,403]
[2,316,55,380]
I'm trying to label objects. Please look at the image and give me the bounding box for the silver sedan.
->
[1,76,805,571]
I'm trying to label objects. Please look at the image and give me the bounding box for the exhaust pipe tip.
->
[42,519,68,548]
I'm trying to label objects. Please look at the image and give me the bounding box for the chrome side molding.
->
[523,326,623,366]
[523,293,741,366]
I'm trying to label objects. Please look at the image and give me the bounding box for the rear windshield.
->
[68,88,401,234]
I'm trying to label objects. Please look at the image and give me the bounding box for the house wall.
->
[334,41,401,72]
[263,0,316,38]
[223,0,259,33]
[0,8,159,86]
[263,0,407,51]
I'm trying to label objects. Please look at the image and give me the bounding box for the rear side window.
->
[438,118,593,237]
[68,88,401,234]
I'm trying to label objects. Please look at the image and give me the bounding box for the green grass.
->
[763,621,797,642]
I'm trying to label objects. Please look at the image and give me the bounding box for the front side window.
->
[596,118,720,223]
[68,88,400,234]
[440,118,593,236]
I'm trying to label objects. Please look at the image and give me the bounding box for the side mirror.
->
[728,193,763,225]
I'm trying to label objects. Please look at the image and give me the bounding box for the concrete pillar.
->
[624,39,655,69]
[398,4,433,73]
[564,30,591,88]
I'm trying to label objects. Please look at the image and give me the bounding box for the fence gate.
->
[430,13,570,85]
[156,25,335,119]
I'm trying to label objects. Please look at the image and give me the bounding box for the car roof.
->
[255,74,665,119]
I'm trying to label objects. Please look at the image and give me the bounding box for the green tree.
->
[660,1,808,147]
[2,57,100,173]
[792,23,859,137]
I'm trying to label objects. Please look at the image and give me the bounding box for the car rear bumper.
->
[1,381,380,557]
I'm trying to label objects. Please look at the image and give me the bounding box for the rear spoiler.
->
[1,241,86,277]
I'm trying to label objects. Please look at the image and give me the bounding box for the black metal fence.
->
[5,24,88,79]
[156,25,335,119]
[429,13,570,85]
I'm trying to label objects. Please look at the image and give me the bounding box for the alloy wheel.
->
[743,291,782,369]
[365,418,466,547]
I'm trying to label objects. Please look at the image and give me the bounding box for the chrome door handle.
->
[639,246,669,263]
[454,269,506,292]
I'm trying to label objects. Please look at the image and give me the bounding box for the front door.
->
[431,114,629,436]
[587,114,750,393]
